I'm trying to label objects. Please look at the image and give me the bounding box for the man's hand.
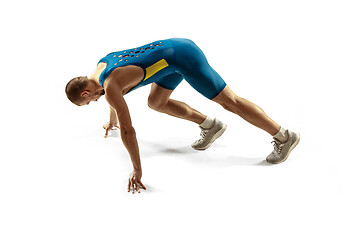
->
[128,169,146,194]
[103,122,120,138]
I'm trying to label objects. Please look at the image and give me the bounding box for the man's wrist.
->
[133,165,142,171]
[109,120,118,125]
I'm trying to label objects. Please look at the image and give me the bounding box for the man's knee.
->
[148,94,167,111]
[215,91,239,111]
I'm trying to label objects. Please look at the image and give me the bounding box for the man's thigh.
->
[154,72,184,91]
[182,64,227,100]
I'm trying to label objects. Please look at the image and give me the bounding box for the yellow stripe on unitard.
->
[144,59,169,81]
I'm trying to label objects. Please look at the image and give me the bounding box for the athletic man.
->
[65,38,300,194]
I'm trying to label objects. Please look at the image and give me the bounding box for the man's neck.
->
[88,62,107,82]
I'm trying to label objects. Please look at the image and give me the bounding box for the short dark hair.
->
[65,76,88,105]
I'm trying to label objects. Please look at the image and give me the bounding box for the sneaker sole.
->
[192,124,227,151]
[267,133,300,164]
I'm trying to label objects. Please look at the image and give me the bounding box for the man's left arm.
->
[105,86,146,194]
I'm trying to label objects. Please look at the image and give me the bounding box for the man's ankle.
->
[200,117,214,129]
[273,127,288,142]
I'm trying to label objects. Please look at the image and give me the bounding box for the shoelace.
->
[271,139,284,154]
[196,128,209,143]
[201,129,209,137]
[201,129,209,140]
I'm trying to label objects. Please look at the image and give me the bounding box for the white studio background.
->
[0,0,359,239]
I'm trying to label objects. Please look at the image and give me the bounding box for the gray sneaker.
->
[266,130,300,164]
[192,119,227,151]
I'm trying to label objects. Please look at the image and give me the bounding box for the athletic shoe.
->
[191,119,227,150]
[266,130,300,164]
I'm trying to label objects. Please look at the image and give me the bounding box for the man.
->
[65,38,300,194]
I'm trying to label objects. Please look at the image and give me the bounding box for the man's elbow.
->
[120,125,136,136]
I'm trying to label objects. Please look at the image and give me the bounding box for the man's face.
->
[78,93,101,106]
[78,81,105,106]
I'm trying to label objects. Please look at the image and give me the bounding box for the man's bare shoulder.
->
[109,65,144,81]
[105,65,145,93]
[103,76,121,96]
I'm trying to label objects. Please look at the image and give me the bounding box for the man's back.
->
[97,39,176,91]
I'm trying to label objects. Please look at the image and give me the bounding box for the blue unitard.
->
[98,38,226,99]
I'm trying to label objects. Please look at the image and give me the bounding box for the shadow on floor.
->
[139,138,270,167]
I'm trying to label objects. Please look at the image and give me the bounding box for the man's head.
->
[65,76,105,106]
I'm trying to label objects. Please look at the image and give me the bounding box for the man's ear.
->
[80,90,90,97]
